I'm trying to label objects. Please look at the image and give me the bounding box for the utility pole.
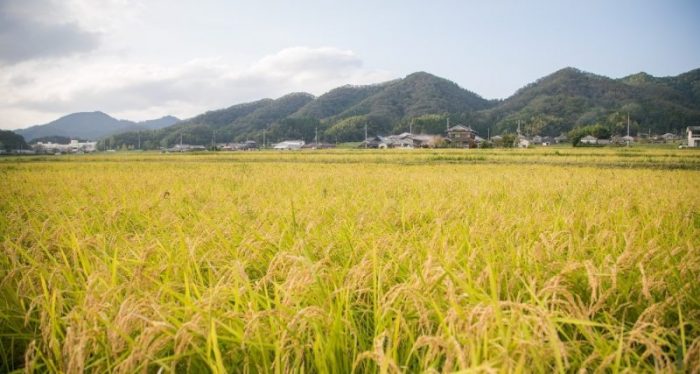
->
[446,117,450,132]
[137,131,141,150]
[180,132,183,147]
[211,129,216,149]
[263,129,266,149]
[364,123,368,148]
[487,127,490,140]
[626,113,630,147]
[627,113,630,137]
[409,120,413,135]
[315,126,318,145]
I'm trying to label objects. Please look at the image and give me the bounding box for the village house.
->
[554,134,568,143]
[661,133,677,142]
[358,136,383,148]
[686,127,700,147]
[446,125,478,148]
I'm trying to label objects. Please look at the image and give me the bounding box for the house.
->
[517,138,530,148]
[273,140,305,150]
[411,134,442,148]
[622,135,635,144]
[447,125,478,148]
[376,133,415,148]
[358,136,383,148]
[531,135,543,145]
[688,127,700,147]
[554,134,568,143]
[580,135,598,145]
[661,133,677,142]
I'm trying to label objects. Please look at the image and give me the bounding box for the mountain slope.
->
[292,84,388,119]
[104,67,700,147]
[15,112,180,141]
[480,67,700,136]
[333,72,492,122]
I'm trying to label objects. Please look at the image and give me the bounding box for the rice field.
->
[1,148,699,373]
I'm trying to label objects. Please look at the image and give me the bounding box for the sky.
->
[1,0,699,130]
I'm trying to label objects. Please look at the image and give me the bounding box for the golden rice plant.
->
[1,148,699,372]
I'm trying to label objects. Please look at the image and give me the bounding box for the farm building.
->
[686,126,700,147]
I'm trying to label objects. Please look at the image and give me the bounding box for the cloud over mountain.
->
[3,47,394,130]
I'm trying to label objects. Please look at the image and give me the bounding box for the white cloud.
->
[1,47,395,130]
[0,0,100,63]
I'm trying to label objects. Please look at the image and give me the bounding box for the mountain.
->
[107,72,494,146]
[481,67,700,136]
[137,115,181,131]
[15,112,180,141]
[102,67,700,148]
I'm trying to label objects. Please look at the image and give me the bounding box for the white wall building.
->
[687,126,700,147]
[273,140,305,150]
[34,139,97,153]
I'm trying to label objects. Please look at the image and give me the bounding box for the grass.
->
[1,148,699,372]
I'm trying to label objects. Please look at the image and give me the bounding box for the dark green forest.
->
[104,67,700,148]
[0,130,29,151]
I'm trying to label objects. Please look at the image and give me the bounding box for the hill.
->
[100,67,700,148]
[0,130,29,152]
[14,112,180,141]
[479,67,700,136]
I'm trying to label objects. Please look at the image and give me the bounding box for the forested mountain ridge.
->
[97,67,700,147]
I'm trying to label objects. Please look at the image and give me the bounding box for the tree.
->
[500,133,516,148]
[569,124,610,146]
[0,130,29,151]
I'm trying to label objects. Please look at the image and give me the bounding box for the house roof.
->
[581,135,597,140]
[687,126,700,131]
[447,125,476,133]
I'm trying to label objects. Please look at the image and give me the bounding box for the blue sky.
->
[1,0,699,129]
